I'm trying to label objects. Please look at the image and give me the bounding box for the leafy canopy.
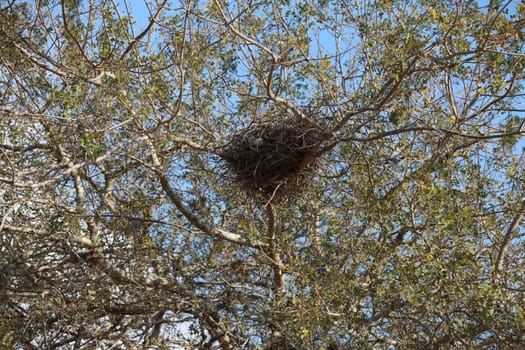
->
[1,0,524,349]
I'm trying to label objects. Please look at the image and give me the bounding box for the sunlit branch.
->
[495,199,525,272]
[0,136,149,188]
[265,203,284,293]
[146,138,267,248]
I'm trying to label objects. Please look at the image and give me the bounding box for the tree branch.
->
[146,138,267,248]
[495,198,525,272]
[266,203,284,293]
[119,0,168,60]
[0,136,148,188]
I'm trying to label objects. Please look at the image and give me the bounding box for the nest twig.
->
[220,114,323,199]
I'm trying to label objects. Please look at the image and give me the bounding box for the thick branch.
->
[157,171,265,248]
[146,138,267,248]
[495,198,525,272]
[266,203,284,293]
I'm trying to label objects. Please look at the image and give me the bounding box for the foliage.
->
[1,0,524,349]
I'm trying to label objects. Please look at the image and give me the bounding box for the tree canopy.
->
[1,0,524,348]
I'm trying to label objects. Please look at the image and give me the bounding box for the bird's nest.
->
[219,114,324,200]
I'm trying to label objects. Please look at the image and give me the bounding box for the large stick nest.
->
[220,114,324,199]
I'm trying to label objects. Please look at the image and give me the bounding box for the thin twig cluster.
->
[220,114,322,199]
